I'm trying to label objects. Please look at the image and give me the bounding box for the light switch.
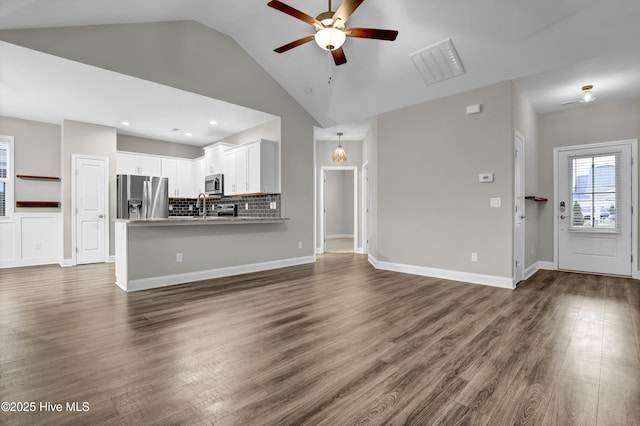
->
[490,197,502,208]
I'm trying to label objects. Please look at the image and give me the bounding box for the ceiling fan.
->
[267,0,398,65]
[561,85,597,106]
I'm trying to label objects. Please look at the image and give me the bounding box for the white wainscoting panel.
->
[0,220,17,264]
[0,213,62,268]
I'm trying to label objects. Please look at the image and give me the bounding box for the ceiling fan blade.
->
[345,27,398,41]
[267,1,321,28]
[274,35,316,53]
[560,99,580,106]
[331,47,347,65]
[333,0,364,25]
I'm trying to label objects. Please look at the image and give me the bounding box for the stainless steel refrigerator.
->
[117,174,169,219]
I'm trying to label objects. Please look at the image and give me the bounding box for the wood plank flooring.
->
[1,255,639,425]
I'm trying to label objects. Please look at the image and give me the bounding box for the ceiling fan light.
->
[580,91,595,103]
[315,27,346,51]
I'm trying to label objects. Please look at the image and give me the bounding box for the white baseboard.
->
[524,262,539,280]
[60,259,73,267]
[316,247,324,254]
[125,255,316,292]
[326,234,354,239]
[538,261,555,270]
[368,255,514,289]
[355,247,364,254]
[108,255,115,263]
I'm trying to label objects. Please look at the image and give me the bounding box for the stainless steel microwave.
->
[205,174,223,195]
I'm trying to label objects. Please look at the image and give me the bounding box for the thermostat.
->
[479,173,494,183]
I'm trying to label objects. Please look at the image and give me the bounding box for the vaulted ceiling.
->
[1,0,640,137]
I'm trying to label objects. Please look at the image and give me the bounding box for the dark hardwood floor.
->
[1,254,639,425]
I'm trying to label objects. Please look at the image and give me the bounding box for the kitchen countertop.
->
[114,216,289,226]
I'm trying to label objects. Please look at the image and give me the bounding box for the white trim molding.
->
[122,255,316,292]
[368,255,515,289]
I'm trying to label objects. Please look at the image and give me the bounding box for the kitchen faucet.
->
[196,193,207,218]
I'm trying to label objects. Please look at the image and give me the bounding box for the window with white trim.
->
[0,136,14,218]
[570,153,619,230]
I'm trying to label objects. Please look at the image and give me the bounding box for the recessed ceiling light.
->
[185,132,193,137]
[121,121,131,126]
[209,120,218,125]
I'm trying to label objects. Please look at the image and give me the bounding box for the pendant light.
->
[332,132,347,162]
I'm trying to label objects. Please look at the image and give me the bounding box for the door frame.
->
[319,166,358,254]
[71,154,110,266]
[514,131,525,284]
[553,139,638,278]
[362,162,370,255]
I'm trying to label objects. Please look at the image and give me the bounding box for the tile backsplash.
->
[169,194,281,218]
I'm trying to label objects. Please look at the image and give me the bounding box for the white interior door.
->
[557,143,632,276]
[514,133,525,283]
[75,156,108,264]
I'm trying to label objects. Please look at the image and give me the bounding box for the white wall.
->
[118,134,203,159]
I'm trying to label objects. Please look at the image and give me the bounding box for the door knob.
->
[520,215,526,219]
[98,214,104,218]
[560,215,567,219]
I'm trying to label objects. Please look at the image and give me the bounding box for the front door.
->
[75,156,108,264]
[557,142,633,276]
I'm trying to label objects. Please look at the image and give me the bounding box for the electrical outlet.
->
[176,253,183,262]
[298,242,302,249]
[168,205,173,211]
[270,202,277,209]
[471,252,478,262]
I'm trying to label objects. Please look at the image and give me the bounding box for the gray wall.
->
[511,85,541,270]
[61,120,117,258]
[118,134,203,159]
[0,116,61,212]
[1,20,318,263]
[362,120,378,256]
[325,170,354,237]
[376,81,514,278]
[216,118,281,146]
[538,96,640,265]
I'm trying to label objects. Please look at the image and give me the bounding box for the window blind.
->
[569,152,620,230]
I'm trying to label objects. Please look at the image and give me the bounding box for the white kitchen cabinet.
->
[193,157,206,196]
[161,158,194,198]
[204,142,233,175]
[223,139,279,196]
[117,152,162,176]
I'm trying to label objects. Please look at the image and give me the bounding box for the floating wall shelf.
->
[16,201,61,208]
[16,174,61,181]
[525,196,548,202]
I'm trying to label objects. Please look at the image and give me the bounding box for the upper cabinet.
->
[223,139,279,196]
[193,157,206,196]
[116,152,162,176]
[204,142,233,176]
[161,158,195,198]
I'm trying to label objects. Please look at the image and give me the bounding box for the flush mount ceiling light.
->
[561,84,597,106]
[121,121,131,126]
[209,120,218,125]
[332,132,347,162]
[268,0,398,66]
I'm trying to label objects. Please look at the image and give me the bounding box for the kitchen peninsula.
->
[114,216,290,292]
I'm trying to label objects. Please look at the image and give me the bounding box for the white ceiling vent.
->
[409,38,466,86]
